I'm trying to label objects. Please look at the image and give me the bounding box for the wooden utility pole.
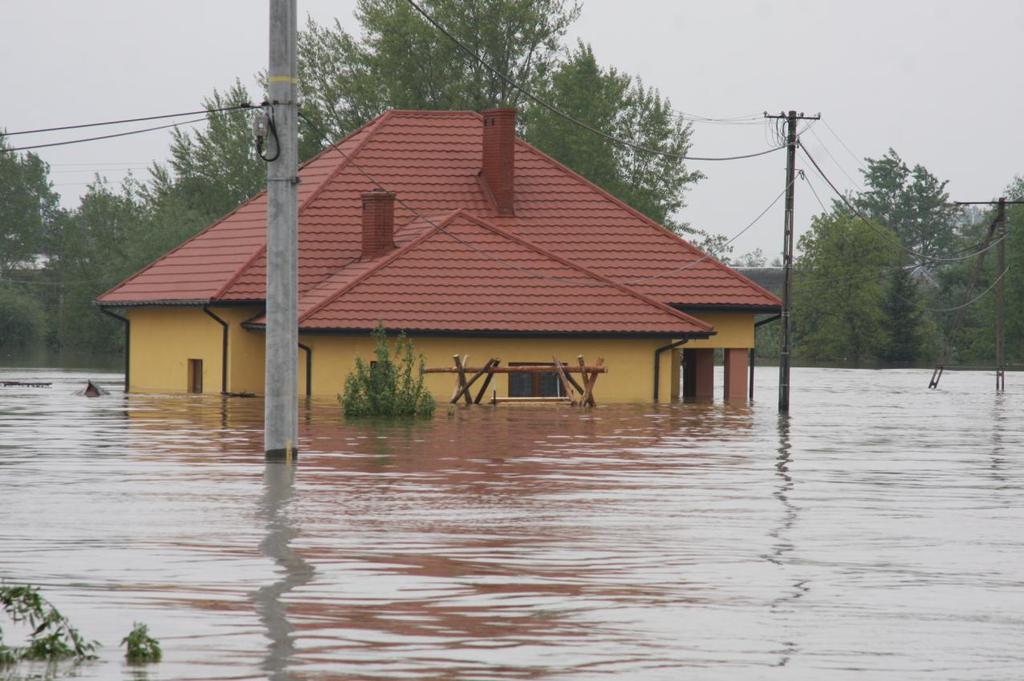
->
[996,197,1007,392]
[264,0,299,459]
[951,198,1023,392]
[764,110,819,413]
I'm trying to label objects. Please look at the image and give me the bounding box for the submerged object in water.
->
[79,380,108,398]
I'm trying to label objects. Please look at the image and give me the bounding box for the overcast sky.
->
[4,0,1022,259]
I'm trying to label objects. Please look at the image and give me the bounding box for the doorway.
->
[187,359,203,394]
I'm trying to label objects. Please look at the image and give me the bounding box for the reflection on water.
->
[1,366,1023,680]
[255,462,314,681]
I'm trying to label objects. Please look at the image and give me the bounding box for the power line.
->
[403,0,785,163]
[924,268,1008,313]
[797,169,1008,313]
[621,180,792,283]
[820,118,866,172]
[805,132,1010,260]
[678,110,764,123]
[800,144,1004,265]
[1,117,210,153]
[1,104,253,137]
[807,127,860,189]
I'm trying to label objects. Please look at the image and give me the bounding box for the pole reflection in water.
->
[767,414,805,668]
[254,461,314,680]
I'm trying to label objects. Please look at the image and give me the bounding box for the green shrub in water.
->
[341,325,435,418]
[0,584,97,665]
[121,622,161,664]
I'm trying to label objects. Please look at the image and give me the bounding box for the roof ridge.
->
[295,209,462,325]
[385,109,483,119]
[511,137,781,306]
[446,210,714,332]
[99,112,394,306]
[296,110,393,217]
[211,113,392,301]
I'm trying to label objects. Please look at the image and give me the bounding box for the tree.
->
[146,81,264,227]
[521,43,627,196]
[0,138,60,274]
[852,148,959,263]
[880,260,933,364]
[793,212,896,365]
[730,248,767,268]
[522,42,702,228]
[43,178,148,351]
[0,285,45,351]
[298,0,580,146]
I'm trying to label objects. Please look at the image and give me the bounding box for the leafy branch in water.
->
[121,622,161,664]
[0,585,97,665]
[340,325,435,418]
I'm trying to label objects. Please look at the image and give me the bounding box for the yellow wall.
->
[303,335,674,403]
[127,307,225,394]
[127,305,266,395]
[683,311,754,349]
[125,307,758,402]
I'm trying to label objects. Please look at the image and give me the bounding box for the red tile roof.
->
[98,109,780,312]
[247,210,714,337]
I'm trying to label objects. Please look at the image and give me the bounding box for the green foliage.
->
[121,622,161,664]
[850,148,960,263]
[0,584,97,665]
[0,138,61,275]
[880,262,934,364]
[147,81,264,225]
[0,285,45,350]
[298,0,580,145]
[522,42,702,229]
[341,326,435,418]
[793,213,896,365]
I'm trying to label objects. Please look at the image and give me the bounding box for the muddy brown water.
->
[0,367,1022,680]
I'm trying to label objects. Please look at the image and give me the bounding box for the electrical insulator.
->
[252,109,270,139]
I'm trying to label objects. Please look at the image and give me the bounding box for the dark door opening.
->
[188,359,203,394]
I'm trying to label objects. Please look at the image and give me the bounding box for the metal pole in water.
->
[264,0,299,459]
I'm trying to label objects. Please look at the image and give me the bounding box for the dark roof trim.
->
[674,303,782,314]
[94,299,266,309]
[94,299,210,308]
[244,323,715,340]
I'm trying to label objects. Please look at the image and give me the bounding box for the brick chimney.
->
[361,189,396,260]
[481,108,516,216]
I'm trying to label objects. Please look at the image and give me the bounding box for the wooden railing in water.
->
[423,355,606,406]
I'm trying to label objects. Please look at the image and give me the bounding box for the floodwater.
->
[0,367,1022,680]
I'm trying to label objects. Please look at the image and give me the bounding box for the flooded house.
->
[96,109,779,403]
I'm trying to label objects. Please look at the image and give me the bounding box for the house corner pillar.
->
[683,348,714,401]
[724,348,749,402]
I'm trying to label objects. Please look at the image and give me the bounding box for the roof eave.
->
[242,323,714,340]
[94,298,212,308]
[673,303,783,314]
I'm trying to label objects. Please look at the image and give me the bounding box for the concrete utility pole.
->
[764,110,819,413]
[264,0,299,459]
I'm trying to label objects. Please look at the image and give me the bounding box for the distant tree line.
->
[1,0,1020,370]
[751,149,1024,368]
